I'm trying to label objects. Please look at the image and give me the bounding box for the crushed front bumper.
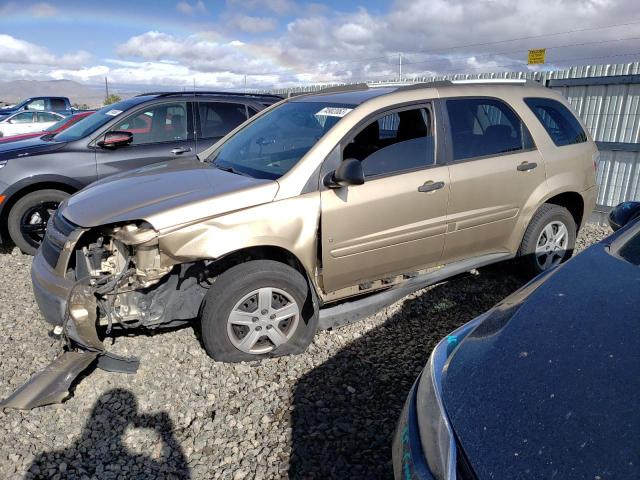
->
[1,240,139,410]
[31,247,71,326]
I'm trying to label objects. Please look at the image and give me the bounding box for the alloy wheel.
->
[19,201,58,250]
[226,287,300,354]
[535,220,569,271]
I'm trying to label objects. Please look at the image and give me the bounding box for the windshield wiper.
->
[214,163,248,177]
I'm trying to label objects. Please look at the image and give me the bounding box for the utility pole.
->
[244,74,247,93]
[398,53,402,80]
[104,77,109,99]
[193,77,196,93]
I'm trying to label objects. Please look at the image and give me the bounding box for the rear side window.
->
[446,98,533,161]
[50,98,66,110]
[524,97,587,146]
[197,102,248,139]
[37,112,60,122]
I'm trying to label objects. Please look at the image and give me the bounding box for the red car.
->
[0,111,94,144]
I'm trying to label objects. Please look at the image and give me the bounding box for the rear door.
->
[320,103,449,292]
[96,100,196,178]
[194,101,249,153]
[442,97,546,262]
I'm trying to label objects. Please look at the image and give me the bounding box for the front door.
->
[442,97,546,262]
[320,104,449,293]
[96,101,196,178]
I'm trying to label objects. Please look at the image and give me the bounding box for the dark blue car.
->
[393,201,640,480]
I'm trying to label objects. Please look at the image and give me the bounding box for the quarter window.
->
[197,102,248,139]
[446,98,532,161]
[343,106,434,177]
[524,97,587,147]
[112,102,188,145]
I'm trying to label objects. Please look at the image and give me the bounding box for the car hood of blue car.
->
[0,137,67,160]
[442,228,640,479]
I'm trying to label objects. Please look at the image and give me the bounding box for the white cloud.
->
[225,14,278,33]
[0,34,90,67]
[176,0,206,15]
[31,2,58,17]
[226,0,295,16]
[0,0,638,89]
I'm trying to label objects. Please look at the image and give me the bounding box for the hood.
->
[442,235,640,479]
[62,158,279,230]
[0,136,67,159]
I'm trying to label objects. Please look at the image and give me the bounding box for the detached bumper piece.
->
[0,284,139,410]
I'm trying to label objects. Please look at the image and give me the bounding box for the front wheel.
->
[518,203,577,276]
[200,260,318,362]
[7,189,69,255]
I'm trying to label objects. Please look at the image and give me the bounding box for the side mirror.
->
[608,201,640,231]
[324,158,365,188]
[98,130,133,149]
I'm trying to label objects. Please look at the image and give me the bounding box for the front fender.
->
[159,192,321,282]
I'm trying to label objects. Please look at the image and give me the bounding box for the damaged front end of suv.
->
[1,212,209,409]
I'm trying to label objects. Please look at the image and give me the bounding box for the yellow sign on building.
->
[528,49,546,65]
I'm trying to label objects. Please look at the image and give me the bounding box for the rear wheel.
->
[200,260,318,362]
[518,203,576,275]
[7,189,69,255]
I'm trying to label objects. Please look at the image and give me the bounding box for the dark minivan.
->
[0,91,281,253]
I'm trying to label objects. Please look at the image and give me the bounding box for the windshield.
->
[44,115,73,132]
[209,101,355,179]
[617,222,640,265]
[54,98,144,142]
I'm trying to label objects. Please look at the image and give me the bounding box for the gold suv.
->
[32,80,597,367]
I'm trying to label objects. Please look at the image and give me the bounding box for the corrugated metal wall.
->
[270,62,640,210]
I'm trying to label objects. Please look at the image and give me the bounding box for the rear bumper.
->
[31,247,73,326]
[582,184,598,227]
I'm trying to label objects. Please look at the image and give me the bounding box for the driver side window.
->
[112,102,188,146]
[343,105,434,178]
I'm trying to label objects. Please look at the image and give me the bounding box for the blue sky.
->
[1,0,639,89]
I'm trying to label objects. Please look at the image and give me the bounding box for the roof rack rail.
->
[449,78,543,86]
[135,91,283,99]
[314,83,371,94]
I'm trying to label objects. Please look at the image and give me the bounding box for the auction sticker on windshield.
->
[105,109,123,116]
[315,107,353,118]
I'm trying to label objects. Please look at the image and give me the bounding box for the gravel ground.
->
[0,224,611,480]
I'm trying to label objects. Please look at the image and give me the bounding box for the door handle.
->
[418,181,445,193]
[517,161,538,172]
[171,147,192,155]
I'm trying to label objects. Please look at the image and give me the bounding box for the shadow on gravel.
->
[25,389,190,480]
[289,263,529,479]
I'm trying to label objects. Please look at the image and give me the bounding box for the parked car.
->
[0,91,281,254]
[0,111,94,144]
[0,110,65,138]
[0,96,75,118]
[0,80,599,410]
[392,201,640,480]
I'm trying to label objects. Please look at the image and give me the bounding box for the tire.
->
[7,189,69,255]
[200,260,319,362]
[517,203,576,276]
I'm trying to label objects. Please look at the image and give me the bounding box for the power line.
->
[242,21,640,80]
